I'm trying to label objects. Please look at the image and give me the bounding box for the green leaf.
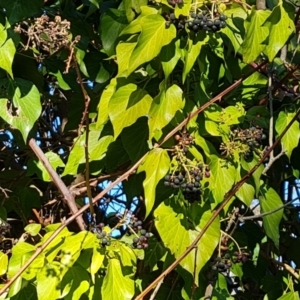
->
[0,24,16,78]
[124,0,148,22]
[101,259,134,300]
[116,38,138,77]
[100,9,128,57]
[96,78,117,128]
[148,82,184,140]
[90,247,105,282]
[0,252,8,276]
[117,242,137,267]
[264,2,295,61]
[144,239,166,271]
[0,0,43,24]
[0,79,41,141]
[63,126,113,176]
[159,38,181,79]
[7,242,36,278]
[210,155,236,205]
[182,32,208,82]
[63,265,90,300]
[27,151,65,182]
[121,117,149,163]
[236,181,255,207]
[60,231,96,268]
[24,223,41,236]
[275,110,300,159]
[137,148,170,217]
[259,185,283,248]
[240,9,270,63]
[278,292,300,300]
[36,262,64,300]
[121,14,176,76]
[155,198,220,283]
[108,83,152,139]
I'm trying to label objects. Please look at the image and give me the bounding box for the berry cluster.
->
[165,130,211,203]
[232,251,251,264]
[167,0,183,6]
[165,13,186,31]
[165,10,228,34]
[211,254,232,273]
[126,215,151,249]
[187,11,227,33]
[95,223,112,246]
[164,165,210,203]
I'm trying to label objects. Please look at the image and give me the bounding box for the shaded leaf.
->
[148,82,184,140]
[259,185,283,248]
[108,84,152,139]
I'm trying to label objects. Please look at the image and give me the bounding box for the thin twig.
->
[73,54,94,216]
[238,198,299,222]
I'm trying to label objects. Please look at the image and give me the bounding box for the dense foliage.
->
[0,0,300,299]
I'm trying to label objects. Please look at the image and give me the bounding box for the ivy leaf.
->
[264,2,295,61]
[36,262,63,300]
[121,117,149,163]
[210,155,236,205]
[90,247,105,283]
[24,224,41,236]
[27,151,65,182]
[0,79,41,141]
[277,292,300,300]
[144,238,166,271]
[96,78,117,128]
[63,265,90,300]
[275,110,300,159]
[60,231,96,268]
[123,0,148,22]
[100,9,128,57]
[63,126,113,176]
[160,39,181,79]
[148,82,184,140]
[137,148,170,218]
[116,39,138,77]
[240,9,270,63]
[182,31,208,82]
[125,14,176,76]
[0,24,16,78]
[101,259,134,300]
[0,0,43,24]
[259,185,283,248]
[155,198,220,283]
[108,83,152,139]
[0,252,8,276]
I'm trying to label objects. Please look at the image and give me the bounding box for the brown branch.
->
[28,139,85,231]
[134,108,300,300]
[0,61,267,296]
